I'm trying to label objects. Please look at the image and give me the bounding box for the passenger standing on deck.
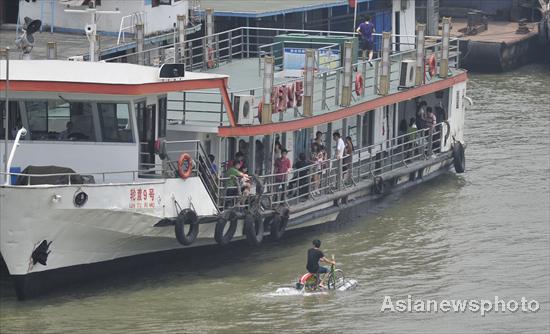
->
[208,154,218,175]
[426,107,438,157]
[226,159,250,205]
[356,15,375,65]
[343,136,354,183]
[426,107,436,129]
[275,148,292,200]
[313,130,325,147]
[311,143,325,194]
[416,101,427,130]
[406,118,418,161]
[333,132,346,159]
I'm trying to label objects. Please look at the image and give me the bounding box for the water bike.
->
[275,257,358,295]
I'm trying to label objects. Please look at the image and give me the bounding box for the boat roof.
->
[0,60,227,85]
[0,60,230,96]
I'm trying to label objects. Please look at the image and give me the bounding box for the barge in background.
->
[0,22,468,299]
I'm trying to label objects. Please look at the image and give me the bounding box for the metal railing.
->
[1,169,144,186]
[216,123,446,210]
[117,11,146,45]
[156,26,460,127]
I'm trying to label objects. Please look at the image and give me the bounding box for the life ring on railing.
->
[355,73,364,96]
[295,81,303,107]
[287,83,295,108]
[207,47,215,69]
[427,54,437,78]
[174,209,199,246]
[244,212,264,246]
[178,153,193,179]
[215,210,238,246]
[257,98,263,120]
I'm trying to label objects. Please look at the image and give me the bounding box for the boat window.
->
[158,97,167,138]
[98,103,134,142]
[0,101,22,140]
[25,100,95,141]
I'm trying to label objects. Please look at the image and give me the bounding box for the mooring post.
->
[378,32,391,95]
[261,56,274,124]
[415,24,426,86]
[136,23,144,65]
[440,17,451,78]
[341,41,353,106]
[176,14,187,64]
[46,41,57,59]
[303,49,315,117]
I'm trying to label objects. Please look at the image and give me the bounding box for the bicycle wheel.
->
[327,269,345,290]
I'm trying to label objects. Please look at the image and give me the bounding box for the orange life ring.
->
[257,98,263,120]
[286,83,295,108]
[355,73,364,96]
[207,47,214,69]
[427,54,436,77]
[178,153,193,179]
[295,81,303,107]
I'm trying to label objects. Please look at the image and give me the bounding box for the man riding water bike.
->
[306,239,336,287]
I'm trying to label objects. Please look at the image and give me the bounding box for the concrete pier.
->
[451,18,541,72]
[0,28,118,60]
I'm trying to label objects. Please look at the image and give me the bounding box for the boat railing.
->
[216,123,446,211]
[160,139,220,205]
[117,11,147,45]
[1,169,146,186]
[101,25,460,73]
[164,33,460,127]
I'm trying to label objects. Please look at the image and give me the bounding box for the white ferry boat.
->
[0,22,468,299]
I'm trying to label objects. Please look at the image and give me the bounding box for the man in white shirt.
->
[333,131,346,159]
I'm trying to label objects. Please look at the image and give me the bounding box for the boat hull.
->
[1,157,454,300]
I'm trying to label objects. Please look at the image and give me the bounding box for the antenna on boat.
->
[14,17,41,60]
[64,3,120,62]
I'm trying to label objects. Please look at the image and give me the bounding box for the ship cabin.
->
[1,24,468,219]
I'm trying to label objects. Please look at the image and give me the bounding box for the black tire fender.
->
[214,210,238,246]
[174,209,199,246]
[452,142,466,173]
[270,208,289,240]
[244,212,264,246]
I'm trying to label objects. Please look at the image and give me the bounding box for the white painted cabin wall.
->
[392,0,416,51]
[0,141,139,182]
[18,0,188,35]
[448,82,466,146]
[144,1,188,35]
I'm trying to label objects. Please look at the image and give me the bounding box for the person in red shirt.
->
[275,149,291,182]
[275,149,292,200]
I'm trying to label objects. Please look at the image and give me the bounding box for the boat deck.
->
[167,45,463,129]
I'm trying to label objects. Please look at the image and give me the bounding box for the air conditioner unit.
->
[233,95,254,125]
[398,59,415,89]
[67,55,85,61]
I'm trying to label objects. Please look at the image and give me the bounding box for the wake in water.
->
[266,279,359,297]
